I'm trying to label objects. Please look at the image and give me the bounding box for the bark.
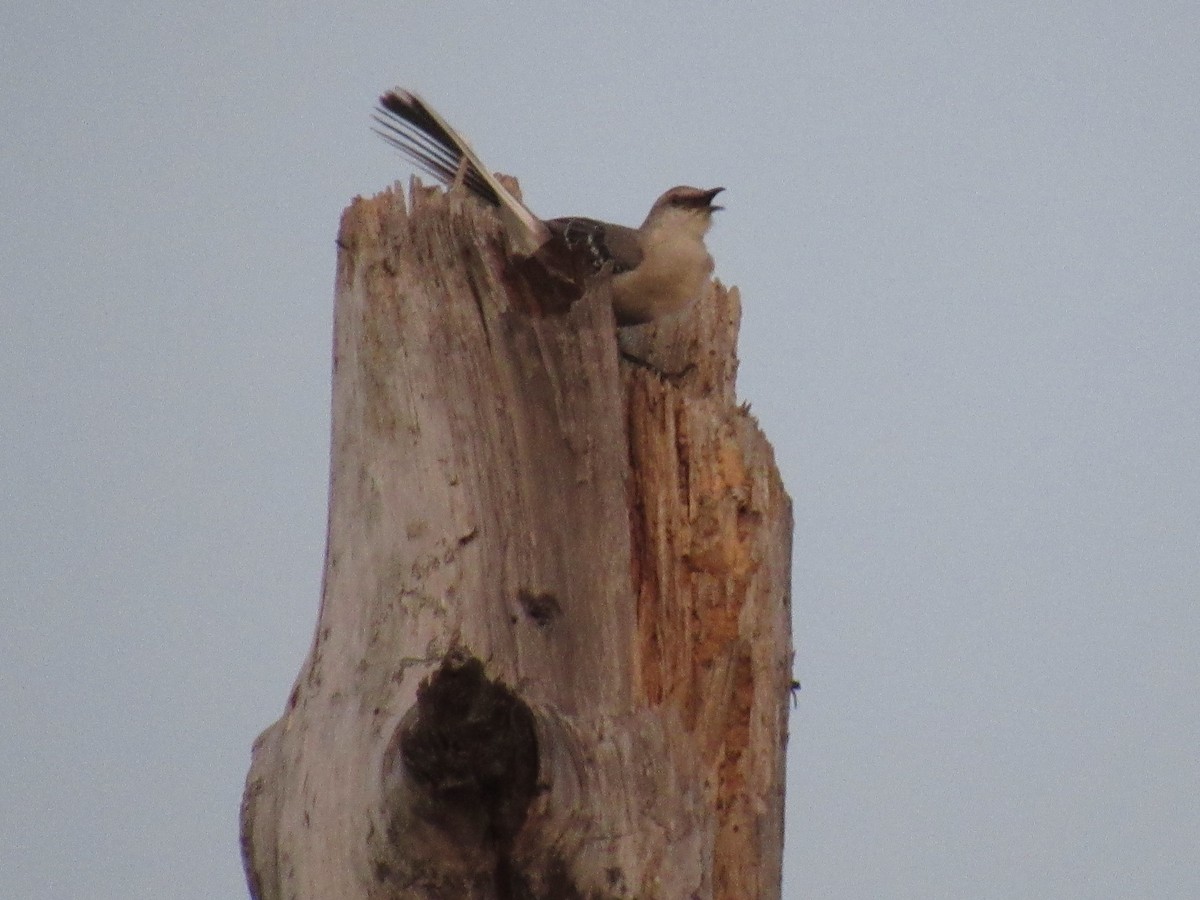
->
[241,181,793,899]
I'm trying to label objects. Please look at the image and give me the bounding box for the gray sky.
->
[3,3,1197,897]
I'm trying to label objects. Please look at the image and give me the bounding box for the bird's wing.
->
[547,217,643,274]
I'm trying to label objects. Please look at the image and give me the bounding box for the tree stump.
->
[241,181,793,899]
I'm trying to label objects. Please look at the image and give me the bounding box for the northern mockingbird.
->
[372,89,723,325]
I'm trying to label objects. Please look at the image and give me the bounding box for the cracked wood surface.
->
[241,181,793,899]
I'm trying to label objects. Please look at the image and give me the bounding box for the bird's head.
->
[642,186,724,237]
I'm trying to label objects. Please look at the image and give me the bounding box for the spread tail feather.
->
[373,89,548,253]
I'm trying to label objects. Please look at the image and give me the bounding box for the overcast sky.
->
[3,3,1198,898]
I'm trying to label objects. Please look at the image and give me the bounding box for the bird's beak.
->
[705,187,725,211]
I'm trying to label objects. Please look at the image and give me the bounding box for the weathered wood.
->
[242,181,793,899]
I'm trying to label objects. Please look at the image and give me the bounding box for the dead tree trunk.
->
[241,182,793,899]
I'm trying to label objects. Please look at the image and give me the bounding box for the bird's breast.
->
[611,233,714,325]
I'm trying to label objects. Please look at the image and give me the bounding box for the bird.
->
[372,89,723,325]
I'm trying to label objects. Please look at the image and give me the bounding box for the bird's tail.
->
[373,90,548,253]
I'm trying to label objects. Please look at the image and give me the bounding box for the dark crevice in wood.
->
[396,650,539,846]
[517,590,563,629]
